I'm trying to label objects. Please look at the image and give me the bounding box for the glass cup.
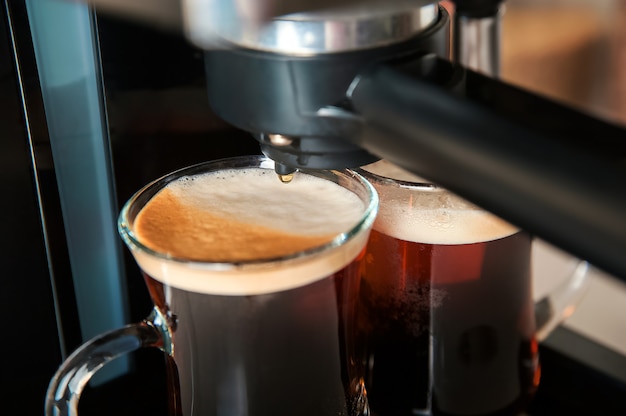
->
[356,160,589,416]
[45,155,378,416]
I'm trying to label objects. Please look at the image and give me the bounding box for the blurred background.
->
[498,0,626,361]
[501,0,624,123]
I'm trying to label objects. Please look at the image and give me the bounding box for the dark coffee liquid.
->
[145,255,367,416]
[358,230,539,416]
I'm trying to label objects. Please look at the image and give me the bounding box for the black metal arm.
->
[348,54,626,281]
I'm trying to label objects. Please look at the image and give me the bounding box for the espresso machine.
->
[1,0,625,415]
[86,0,626,282]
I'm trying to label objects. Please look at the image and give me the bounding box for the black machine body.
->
[203,2,626,282]
[204,4,451,173]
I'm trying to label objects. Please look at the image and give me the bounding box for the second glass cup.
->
[46,155,378,416]
[356,160,589,416]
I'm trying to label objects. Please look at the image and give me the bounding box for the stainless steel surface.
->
[238,5,437,54]
[455,12,502,76]
[183,1,439,53]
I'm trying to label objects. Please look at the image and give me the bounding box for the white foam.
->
[131,169,370,295]
[362,161,518,245]
[375,207,518,245]
[168,168,364,237]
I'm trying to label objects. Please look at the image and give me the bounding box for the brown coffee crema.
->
[135,188,335,262]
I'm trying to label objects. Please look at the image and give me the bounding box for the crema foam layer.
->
[131,168,368,295]
[363,160,518,245]
[376,209,518,245]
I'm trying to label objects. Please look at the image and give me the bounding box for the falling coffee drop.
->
[277,173,294,184]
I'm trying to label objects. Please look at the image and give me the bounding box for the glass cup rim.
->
[117,155,378,269]
[356,161,496,218]
[356,163,442,192]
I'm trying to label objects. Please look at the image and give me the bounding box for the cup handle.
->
[533,242,591,341]
[45,308,170,416]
